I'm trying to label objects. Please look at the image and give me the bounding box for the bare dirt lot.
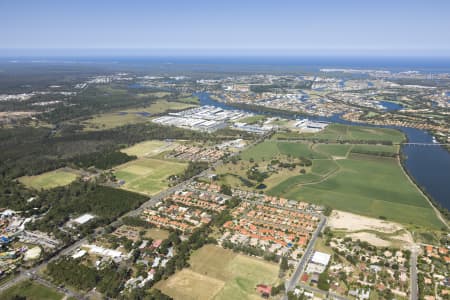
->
[328,210,403,233]
[328,210,414,247]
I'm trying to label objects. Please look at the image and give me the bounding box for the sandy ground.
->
[347,232,391,247]
[328,210,414,247]
[328,210,403,233]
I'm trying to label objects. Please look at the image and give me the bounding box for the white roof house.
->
[311,251,331,266]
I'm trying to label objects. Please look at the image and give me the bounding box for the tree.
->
[318,271,330,291]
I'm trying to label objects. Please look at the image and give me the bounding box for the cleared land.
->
[18,168,79,190]
[329,210,414,247]
[114,158,187,195]
[155,245,279,300]
[120,140,178,158]
[83,100,197,130]
[0,280,63,300]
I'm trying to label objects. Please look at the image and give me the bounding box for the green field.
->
[237,115,266,124]
[0,280,63,300]
[313,144,352,157]
[269,155,442,228]
[351,144,399,155]
[120,140,179,158]
[18,169,79,190]
[240,141,325,162]
[83,100,197,130]
[114,158,187,195]
[227,135,441,228]
[155,245,279,300]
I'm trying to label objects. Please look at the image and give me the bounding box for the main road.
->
[282,215,329,299]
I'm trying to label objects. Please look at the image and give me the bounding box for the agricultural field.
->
[83,100,197,130]
[18,168,79,190]
[113,158,187,195]
[0,280,63,300]
[155,245,279,300]
[120,140,179,158]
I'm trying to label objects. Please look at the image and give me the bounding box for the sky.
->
[1,0,450,56]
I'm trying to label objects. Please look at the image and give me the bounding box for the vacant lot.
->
[120,140,178,158]
[0,280,63,300]
[156,245,279,300]
[145,228,170,240]
[114,158,187,195]
[18,168,79,190]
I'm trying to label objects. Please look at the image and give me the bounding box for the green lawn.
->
[0,280,63,300]
[114,158,187,195]
[155,245,279,300]
[18,169,79,190]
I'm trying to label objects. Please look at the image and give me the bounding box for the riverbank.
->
[399,153,449,229]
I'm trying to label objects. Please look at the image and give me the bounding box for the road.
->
[409,244,420,300]
[0,133,269,294]
[282,215,327,300]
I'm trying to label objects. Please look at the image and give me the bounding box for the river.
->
[197,92,450,211]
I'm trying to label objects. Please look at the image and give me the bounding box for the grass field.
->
[351,144,399,155]
[120,140,178,158]
[155,245,279,300]
[0,280,63,300]
[18,168,79,190]
[83,100,197,130]
[237,115,266,124]
[240,141,325,162]
[233,136,441,228]
[270,156,442,229]
[114,158,187,195]
[145,228,170,240]
[308,124,405,143]
[313,144,352,157]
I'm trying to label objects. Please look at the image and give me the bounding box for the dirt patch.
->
[348,232,391,247]
[328,210,403,233]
